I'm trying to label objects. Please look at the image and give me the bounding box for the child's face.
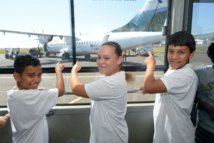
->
[167,45,195,70]
[14,65,42,90]
[97,45,122,76]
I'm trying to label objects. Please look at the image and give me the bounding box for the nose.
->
[34,76,41,83]
[171,52,178,59]
[97,58,103,64]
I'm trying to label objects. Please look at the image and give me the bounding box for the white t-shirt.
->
[85,71,128,143]
[194,65,214,134]
[7,88,58,143]
[153,64,198,143]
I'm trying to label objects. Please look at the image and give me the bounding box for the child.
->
[6,55,65,143]
[70,41,133,143]
[141,31,198,143]
[194,42,214,143]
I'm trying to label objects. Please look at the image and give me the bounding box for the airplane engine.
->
[38,35,53,44]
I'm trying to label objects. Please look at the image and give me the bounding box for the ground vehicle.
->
[29,48,43,58]
[135,44,153,56]
[4,48,20,59]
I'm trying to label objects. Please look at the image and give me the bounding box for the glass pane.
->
[191,1,214,67]
[0,0,71,69]
[0,0,168,105]
[73,0,167,67]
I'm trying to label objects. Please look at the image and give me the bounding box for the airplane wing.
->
[0,29,79,43]
[0,29,69,38]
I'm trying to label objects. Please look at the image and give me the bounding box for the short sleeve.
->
[85,72,126,101]
[161,68,197,100]
[85,78,113,100]
[7,88,58,119]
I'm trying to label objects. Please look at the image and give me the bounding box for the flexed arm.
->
[55,62,65,97]
[197,97,214,121]
[70,61,89,98]
[143,52,167,93]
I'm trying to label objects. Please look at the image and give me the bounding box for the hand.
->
[55,62,65,73]
[72,61,81,72]
[139,87,146,94]
[144,51,156,66]
[198,98,214,121]
[0,116,7,128]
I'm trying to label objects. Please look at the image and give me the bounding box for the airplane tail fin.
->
[112,0,167,32]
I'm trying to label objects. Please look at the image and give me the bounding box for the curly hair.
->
[14,55,41,74]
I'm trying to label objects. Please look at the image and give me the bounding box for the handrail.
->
[65,89,143,95]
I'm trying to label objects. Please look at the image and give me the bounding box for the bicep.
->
[144,79,167,94]
[72,84,89,98]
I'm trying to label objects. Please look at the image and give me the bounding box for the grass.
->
[152,46,165,53]
[152,45,207,53]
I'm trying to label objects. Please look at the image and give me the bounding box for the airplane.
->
[0,0,168,60]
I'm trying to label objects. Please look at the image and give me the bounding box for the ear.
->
[117,56,123,65]
[13,72,21,82]
[189,51,196,59]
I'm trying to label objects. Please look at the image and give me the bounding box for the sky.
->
[0,0,146,48]
[0,0,214,48]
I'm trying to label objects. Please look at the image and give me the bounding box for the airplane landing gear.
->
[45,53,49,57]
[62,52,70,60]
[85,54,91,60]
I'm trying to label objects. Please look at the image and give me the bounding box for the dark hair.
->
[101,41,122,57]
[207,42,214,63]
[169,31,196,53]
[101,41,134,82]
[14,55,41,74]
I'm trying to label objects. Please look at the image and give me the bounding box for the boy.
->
[194,42,214,143]
[6,55,65,143]
[141,31,198,143]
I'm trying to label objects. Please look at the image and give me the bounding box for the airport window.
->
[189,0,214,67]
[0,0,214,106]
[0,0,169,106]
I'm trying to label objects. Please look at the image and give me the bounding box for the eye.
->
[104,57,109,60]
[28,74,35,78]
[168,50,174,54]
[178,51,185,54]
